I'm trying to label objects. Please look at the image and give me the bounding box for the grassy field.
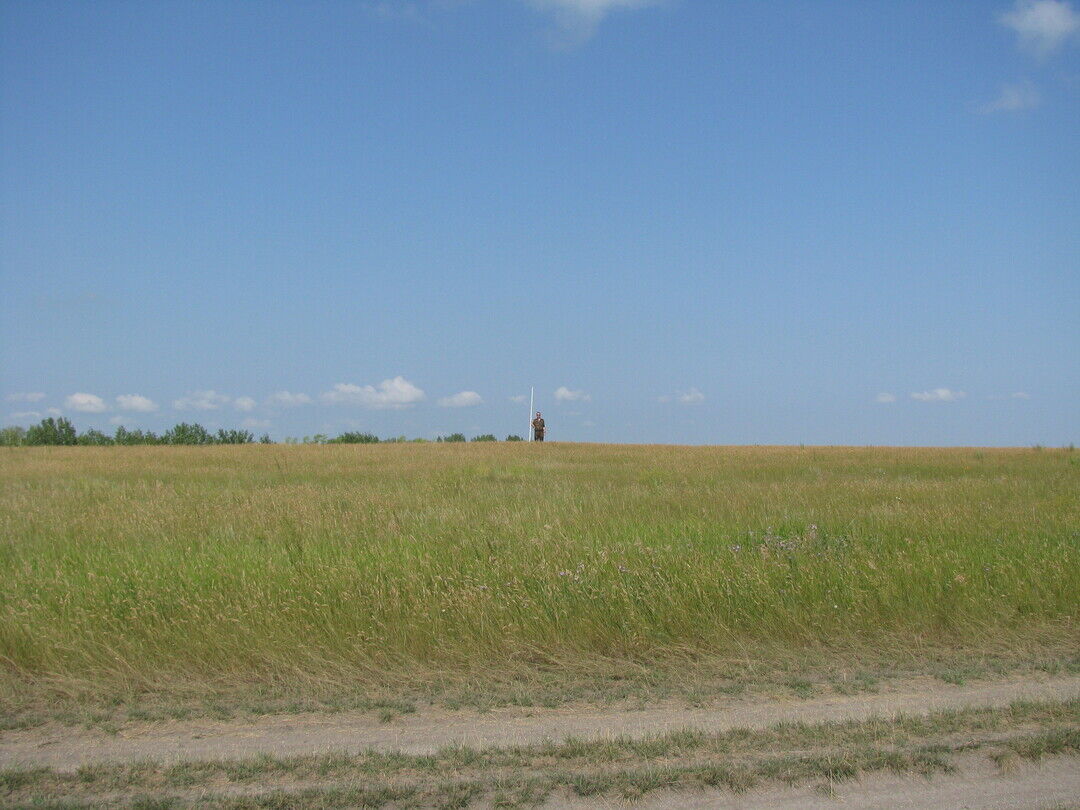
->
[1,444,1077,710]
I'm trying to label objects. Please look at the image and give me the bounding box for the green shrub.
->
[328,432,380,444]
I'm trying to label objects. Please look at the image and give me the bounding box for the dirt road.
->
[3,673,1077,771]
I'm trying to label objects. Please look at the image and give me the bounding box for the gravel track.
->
[3,673,1077,771]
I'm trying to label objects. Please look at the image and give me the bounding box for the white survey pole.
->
[528,387,534,441]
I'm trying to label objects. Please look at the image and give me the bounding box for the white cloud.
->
[6,392,45,403]
[173,390,230,411]
[980,81,1041,113]
[526,0,660,42]
[65,392,107,413]
[554,386,591,402]
[267,390,313,407]
[116,394,158,412]
[1001,0,1080,56]
[678,387,705,404]
[10,411,41,421]
[233,396,257,412]
[876,392,897,403]
[321,376,425,409]
[509,394,527,403]
[109,415,135,426]
[438,391,483,408]
[1012,391,1031,399]
[241,418,271,429]
[911,388,966,402]
[46,408,63,417]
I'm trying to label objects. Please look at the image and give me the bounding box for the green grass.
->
[0,444,1077,703]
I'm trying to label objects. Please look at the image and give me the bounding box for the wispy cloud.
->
[116,394,158,412]
[267,391,313,407]
[554,386,591,402]
[321,376,426,409]
[1001,0,1080,56]
[9,411,41,421]
[1012,391,1031,399]
[173,390,231,411]
[5,392,45,403]
[241,417,271,429]
[233,397,257,412]
[876,392,897,403]
[526,0,661,44]
[661,387,705,404]
[65,392,107,413]
[980,81,1041,113]
[911,388,966,402]
[509,394,528,403]
[438,391,483,407]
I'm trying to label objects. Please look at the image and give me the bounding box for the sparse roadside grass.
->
[4,643,1077,732]
[3,700,1078,808]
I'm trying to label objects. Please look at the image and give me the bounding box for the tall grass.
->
[0,444,1076,690]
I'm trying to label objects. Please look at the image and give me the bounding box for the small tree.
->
[259,433,273,444]
[77,429,114,446]
[114,426,160,445]
[162,422,212,445]
[26,417,77,446]
[0,426,27,446]
[440,433,466,443]
[215,429,254,444]
[505,434,523,442]
[471,434,497,442]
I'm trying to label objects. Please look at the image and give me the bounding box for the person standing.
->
[531,412,545,442]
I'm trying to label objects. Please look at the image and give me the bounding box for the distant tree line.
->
[0,417,268,446]
[0,417,528,447]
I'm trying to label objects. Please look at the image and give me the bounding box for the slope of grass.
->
[0,444,1076,696]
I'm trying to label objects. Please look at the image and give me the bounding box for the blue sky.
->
[2,0,1077,444]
